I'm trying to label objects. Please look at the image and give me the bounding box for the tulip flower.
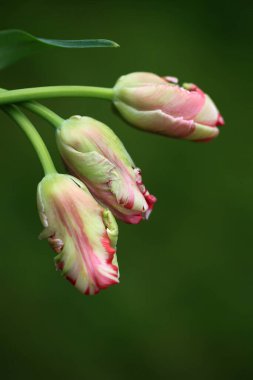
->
[37,173,119,295]
[113,72,224,141]
[56,116,156,224]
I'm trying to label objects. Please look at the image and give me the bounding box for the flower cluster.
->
[37,72,224,295]
[3,71,224,296]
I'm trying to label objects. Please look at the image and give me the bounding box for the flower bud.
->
[113,72,224,141]
[37,173,119,295]
[56,116,156,224]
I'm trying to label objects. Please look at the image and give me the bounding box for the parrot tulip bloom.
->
[37,173,119,295]
[56,116,156,224]
[113,72,224,141]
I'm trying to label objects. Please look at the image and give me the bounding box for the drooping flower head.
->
[56,116,156,224]
[37,173,119,295]
[113,72,224,141]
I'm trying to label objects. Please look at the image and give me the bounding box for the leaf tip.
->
[112,41,120,48]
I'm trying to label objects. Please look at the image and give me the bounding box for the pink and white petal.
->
[59,145,118,185]
[114,84,173,111]
[114,101,195,138]
[115,80,204,120]
[115,72,167,87]
[185,122,220,141]
[160,85,205,120]
[55,198,119,294]
[194,94,221,126]
[109,174,148,212]
[134,168,157,219]
[112,210,143,224]
[67,116,136,170]
[163,76,179,84]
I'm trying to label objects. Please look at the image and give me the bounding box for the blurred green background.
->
[0,0,252,379]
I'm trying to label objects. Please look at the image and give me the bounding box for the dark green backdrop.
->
[0,0,252,379]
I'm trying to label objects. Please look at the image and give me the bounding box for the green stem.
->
[3,105,57,175]
[0,86,114,105]
[22,101,63,128]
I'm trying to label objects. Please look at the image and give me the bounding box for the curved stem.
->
[0,86,114,105]
[3,105,57,175]
[22,101,63,128]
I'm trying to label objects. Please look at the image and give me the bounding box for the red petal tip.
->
[216,113,225,126]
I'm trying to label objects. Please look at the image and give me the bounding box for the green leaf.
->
[0,29,119,70]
